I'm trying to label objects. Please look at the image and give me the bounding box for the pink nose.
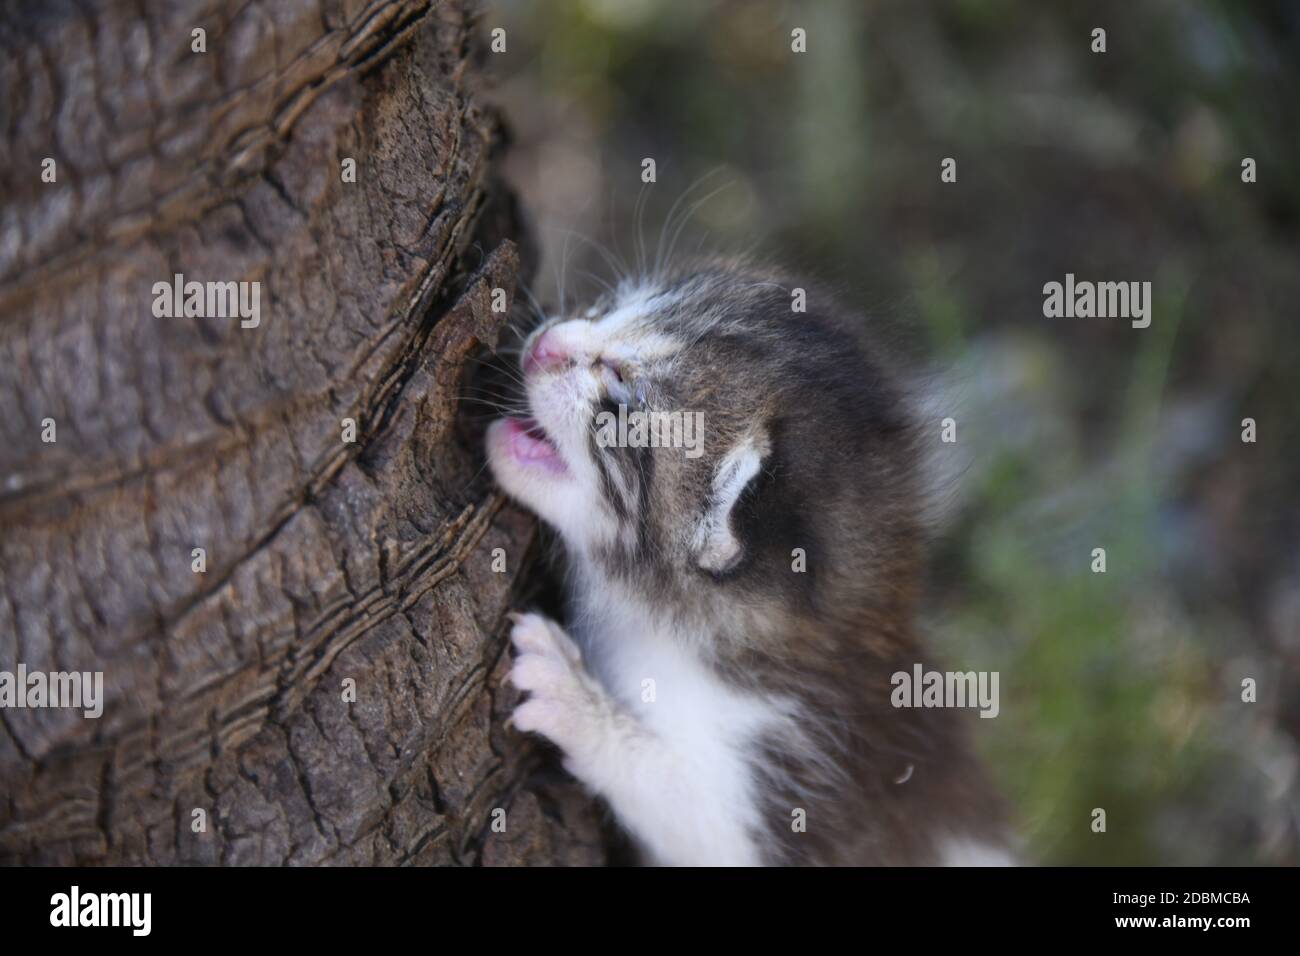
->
[524,331,569,374]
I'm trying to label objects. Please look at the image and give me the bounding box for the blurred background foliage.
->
[486,0,1299,864]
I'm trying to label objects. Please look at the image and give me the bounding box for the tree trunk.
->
[0,0,604,865]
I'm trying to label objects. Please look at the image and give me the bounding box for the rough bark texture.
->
[0,0,605,865]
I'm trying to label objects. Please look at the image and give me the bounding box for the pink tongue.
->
[509,417,566,472]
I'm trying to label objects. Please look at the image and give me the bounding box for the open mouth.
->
[504,416,568,474]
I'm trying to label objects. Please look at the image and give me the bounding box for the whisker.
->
[634,177,652,277]
[661,180,735,280]
[576,268,617,298]
[654,165,730,279]
[541,223,629,289]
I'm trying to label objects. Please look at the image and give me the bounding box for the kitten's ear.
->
[693,430,770,574]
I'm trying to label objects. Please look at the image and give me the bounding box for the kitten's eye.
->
[600,358,633,404]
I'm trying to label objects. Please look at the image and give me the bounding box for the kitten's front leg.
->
[507,612,620,774]
[506,612,760,866]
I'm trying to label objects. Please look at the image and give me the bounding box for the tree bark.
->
[0,0,604,865]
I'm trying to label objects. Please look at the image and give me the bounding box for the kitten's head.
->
[487,260,921,622]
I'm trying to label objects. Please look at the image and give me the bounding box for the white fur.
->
[509,572,786,866]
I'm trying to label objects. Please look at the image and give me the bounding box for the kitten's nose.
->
[524,330,569,374]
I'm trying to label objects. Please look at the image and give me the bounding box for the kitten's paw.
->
[507,613,603,755]
[508,611,582,664]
